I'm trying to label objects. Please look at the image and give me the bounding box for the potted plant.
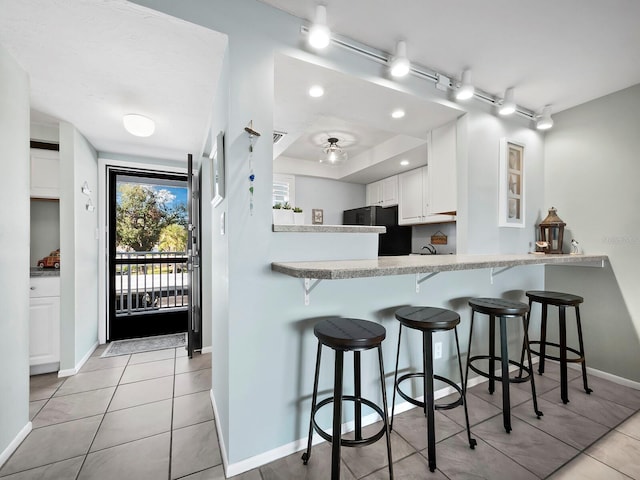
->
[293,207,304,225]
[272,202,294,224]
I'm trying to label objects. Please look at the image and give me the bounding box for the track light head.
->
[389,41,410,78]
[536,106,554,130]
[308,5,330,49]
[456,70,474,100]
[499,88,516,115]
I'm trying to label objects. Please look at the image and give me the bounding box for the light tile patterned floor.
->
[1,346,639,479]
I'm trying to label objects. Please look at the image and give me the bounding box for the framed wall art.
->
[498,138,525,228]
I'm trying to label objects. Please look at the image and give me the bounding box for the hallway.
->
[1,345,639,479]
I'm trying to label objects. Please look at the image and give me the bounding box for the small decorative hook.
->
[244,120,261,138]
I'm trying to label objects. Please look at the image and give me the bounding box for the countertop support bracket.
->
[490,266,514,284]
[303,278,322,306]
[415,272,439,293]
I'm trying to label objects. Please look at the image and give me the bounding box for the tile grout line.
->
[73,350,133,480]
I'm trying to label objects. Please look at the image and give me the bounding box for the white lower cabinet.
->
[29,277,60,372]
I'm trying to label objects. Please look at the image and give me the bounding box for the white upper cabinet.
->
[427,121,457,215]
[30,149,60,199]
[366,175,398,207]
[399,165,456,225]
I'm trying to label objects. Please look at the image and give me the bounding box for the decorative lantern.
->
[538,207,566,254]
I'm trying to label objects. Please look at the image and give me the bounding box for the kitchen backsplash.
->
[411,222,456,255]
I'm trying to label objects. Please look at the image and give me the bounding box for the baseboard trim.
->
[566,362,640,390]
[210,389,230,477]
[58,341,98,378]
[201,346,212,354]
[0,422,32,468]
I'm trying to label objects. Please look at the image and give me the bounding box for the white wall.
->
[545,84,640,382]
[295,176,365,225]
[59,122,99,370]
[0,43,31,465]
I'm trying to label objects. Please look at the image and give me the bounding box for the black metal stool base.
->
[395,372,465,411]
[468,355,533,385]
[309,396,387,448]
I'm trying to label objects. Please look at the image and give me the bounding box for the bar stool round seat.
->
[466,298,542,433]
[302,318,393,479]
[391,306,476,473]
[522,290,592,404]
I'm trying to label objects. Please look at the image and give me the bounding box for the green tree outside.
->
[158,223,187,252]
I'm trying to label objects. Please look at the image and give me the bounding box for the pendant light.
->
[320,137,348,164]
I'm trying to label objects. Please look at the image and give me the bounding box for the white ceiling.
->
[262,0,640,115]
[0,0,227,161]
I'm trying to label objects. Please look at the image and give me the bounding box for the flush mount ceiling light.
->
[389,40,410,78]
[456,70,475,100]
[400,159,410,166]
[499,88,516,115]
[123,114,155,137]
[308,5,331,49]
[536,106,554,130]
[308,85,324,97]
[391,109,405,119]
[320,137,348,165]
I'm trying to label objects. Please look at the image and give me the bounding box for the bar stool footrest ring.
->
[395,372,464,411]
[311,396,386,448]
[528,341,586,364]
[468,355,532,383]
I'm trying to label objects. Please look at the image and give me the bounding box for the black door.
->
[107,168,189,340]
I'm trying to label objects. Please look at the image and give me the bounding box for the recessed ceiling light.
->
[400,159,410,166]
[309,85,324,97]
[391,109,405,119]
[123,114,155,137]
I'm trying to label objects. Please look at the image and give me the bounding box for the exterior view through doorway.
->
[107,167,199,347]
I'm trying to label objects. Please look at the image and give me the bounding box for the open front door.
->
[187,154,202,357]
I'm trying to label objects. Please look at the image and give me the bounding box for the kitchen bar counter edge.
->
[273,224,386,234]
[271,253,608,280]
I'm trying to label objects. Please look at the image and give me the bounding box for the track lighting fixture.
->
[499,88,516,115]
[389,40,410,78]
[456,70,475,100]
[536,106,554,130]
[308,5,330,49]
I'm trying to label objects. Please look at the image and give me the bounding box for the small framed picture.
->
[312,208,324,225]
[498,138,525,228]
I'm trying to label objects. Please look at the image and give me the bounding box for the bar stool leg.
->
[499,316,512,433]
[331,350,344,480]
[538,304,548,374]
[422,331,436,471]
[518,299,533,379]
[302,342,323,465]
[377,346,394,480]
[489,314,496,395]
[454,326,477,449]
[522,316,543,418]
[390,325,403,431]
[354,351,362,441]
[575,306,593,394]
[463,312,475,399]
[559,306,569,404]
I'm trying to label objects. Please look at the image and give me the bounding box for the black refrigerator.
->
[343,205,412,256]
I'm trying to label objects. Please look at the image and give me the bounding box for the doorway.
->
[107,169,190,341]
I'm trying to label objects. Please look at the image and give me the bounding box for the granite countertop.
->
[271,253,608,279]
[30,268,61,277]
[272,224,386,234]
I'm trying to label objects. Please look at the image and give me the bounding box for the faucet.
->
[421,244,437,255]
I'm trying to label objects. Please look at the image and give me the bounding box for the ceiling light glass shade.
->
[389,41,410,77]
[308,85,324,97]
[123,114,155,137]
[536,106,554,130]
[456,70,474,100]
[308,5,330,49]
[499,88,516,115]
[320,137,348,164]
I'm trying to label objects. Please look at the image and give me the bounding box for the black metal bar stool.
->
[302,318,393,480]
[465,298,543,433]
[520,290,592,404]
[391,306,476,473]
